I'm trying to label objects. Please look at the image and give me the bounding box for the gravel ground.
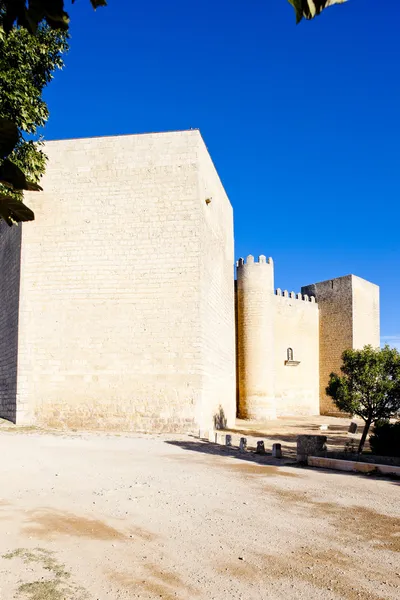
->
[0,429,398,600]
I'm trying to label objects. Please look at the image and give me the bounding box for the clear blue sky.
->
[42,0,400,348]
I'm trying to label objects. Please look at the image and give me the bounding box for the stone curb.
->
[308,456,400,477]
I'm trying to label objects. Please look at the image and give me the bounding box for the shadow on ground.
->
[166,438,296,465]
[165,439,400,486]
[224,428,351,454]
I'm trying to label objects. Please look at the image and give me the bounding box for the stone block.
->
[272,443,282,458]
[297,435,327,463]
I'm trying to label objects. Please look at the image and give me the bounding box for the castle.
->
[0,130,380,431]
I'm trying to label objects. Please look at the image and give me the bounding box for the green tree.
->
[326,345,400,454]
[0,23,68,224]
[288,0,348,23]
[0,1,106,225]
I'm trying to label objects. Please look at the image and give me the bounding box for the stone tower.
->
[302,275,380,415]
[236,255,276,419]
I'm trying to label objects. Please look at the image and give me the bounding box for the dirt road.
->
[0,430,398,599]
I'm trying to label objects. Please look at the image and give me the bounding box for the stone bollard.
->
[272,443,282,458]
[348,422,358,434]
[239,437,247,453]
[225,434,232,447]
[256,441,265,454]
[297,435,327,463]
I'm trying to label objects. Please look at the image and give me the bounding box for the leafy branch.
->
[0,1,106,226]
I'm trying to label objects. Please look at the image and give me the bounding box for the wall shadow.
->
[0,221,22,424]
[165,438,296,467]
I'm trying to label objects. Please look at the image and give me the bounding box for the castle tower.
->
[236,255,276,419]
[302,275,380,415]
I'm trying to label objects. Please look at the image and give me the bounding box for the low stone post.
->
[297,435,327,463]
[256,441,265,454]
[348,422,358,434]
[239,437,247,453]
[225,434,232,447]
[272,443,282,458]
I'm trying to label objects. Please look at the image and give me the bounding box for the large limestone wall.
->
[18,130,235,431]
[274,291,319,416]
[0,222,21,422]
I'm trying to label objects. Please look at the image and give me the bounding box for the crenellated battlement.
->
[236,255,273,267]
[275,288,316,303]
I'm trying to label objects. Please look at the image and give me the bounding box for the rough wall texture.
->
[18,130,235,431]
[197,140,236,430]
[302,275,380,415]
[274,292,319,416]
[236,256,276,420]
[0,221,21,422]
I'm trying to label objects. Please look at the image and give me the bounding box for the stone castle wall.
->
[17,130,235,431]
[236,256,320,419]
[0,129,381,429]
[274,290,319,416]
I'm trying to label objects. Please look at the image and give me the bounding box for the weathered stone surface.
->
[297,435,327,462]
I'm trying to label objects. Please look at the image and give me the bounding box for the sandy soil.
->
[0,428,398,600]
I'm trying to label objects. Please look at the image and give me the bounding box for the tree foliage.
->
[326,345,400,453]
[0,0,107,34]
[0,1,106,225]
[288,0,348,23]
[0,21,68,224]
[369,420,400,458]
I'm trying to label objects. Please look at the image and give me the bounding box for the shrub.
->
[369,421,400,457]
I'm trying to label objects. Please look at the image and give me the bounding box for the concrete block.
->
[307,456,400,477]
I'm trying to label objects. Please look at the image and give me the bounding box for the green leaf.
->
[0,159,43,191]
[0,119,20,160]
[0,193,35,226]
